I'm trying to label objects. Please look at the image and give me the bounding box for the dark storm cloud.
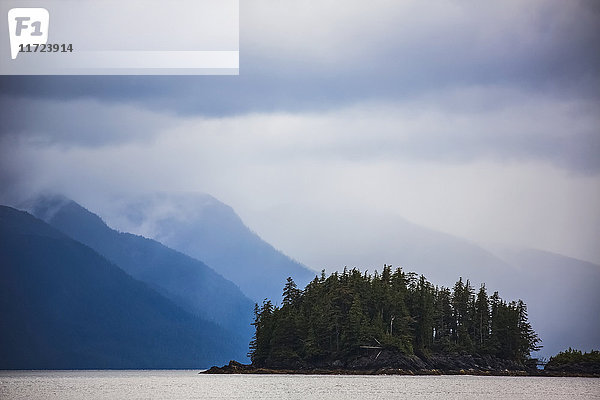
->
[0,96,173,146]
[0,0,598,116]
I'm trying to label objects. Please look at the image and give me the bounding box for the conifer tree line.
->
[249,265,541,367]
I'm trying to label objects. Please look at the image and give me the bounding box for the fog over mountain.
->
[1,1,598,268]
[24,195,255,361]
[68,191,600,359]
[489,247,600,359]
[98,192,316,304]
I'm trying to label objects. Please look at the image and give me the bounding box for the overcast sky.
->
[1,0,599,266]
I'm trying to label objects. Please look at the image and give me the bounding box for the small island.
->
[544,349,600,376]
[204,266,597,377]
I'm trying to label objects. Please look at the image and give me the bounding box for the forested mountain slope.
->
[100,193,316,303]
[0,206,241,369]
[26,195,255,353]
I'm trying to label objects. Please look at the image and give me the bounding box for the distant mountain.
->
[291,209,600,359]
[0,206,242,369]
[230,206,599,359]
[25,195,255,355]
[488,247,600,359]
[99,193,316,303]
[257,207,518,288]
[23,193,598,361]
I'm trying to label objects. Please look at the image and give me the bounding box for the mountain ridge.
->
[0,205,241,369]
[20,192,600,360]
[98,192,317,303]
[24,195,255,355]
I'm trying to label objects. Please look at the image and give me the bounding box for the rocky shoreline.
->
[203,353,599,378]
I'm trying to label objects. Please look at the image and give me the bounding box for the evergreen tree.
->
[249,300,275,366]
[432,286,453,352]
[343,295,366,354]
[473,284,490,351]
[452,278,474,351]
[516,300,541,359]
[413,275,434,355]
[250,267,539,367]
[282,277,301,307]
[388,267,412,352]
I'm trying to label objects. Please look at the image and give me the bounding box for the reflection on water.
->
[0,370,598,400]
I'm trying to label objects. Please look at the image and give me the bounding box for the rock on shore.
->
[202,351,539,376]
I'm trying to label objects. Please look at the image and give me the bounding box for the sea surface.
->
[0,370,598,400]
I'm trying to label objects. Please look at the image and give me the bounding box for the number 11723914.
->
[19,43,73,53]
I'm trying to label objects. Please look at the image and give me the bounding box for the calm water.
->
[0,370,598,400]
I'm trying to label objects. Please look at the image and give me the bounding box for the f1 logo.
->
[8,8,49,60]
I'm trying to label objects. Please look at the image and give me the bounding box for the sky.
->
[1,0,599,267]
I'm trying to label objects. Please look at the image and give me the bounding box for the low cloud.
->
[0,96,174,147]
[1,87,599,265]
[166,87,600,174]
[0,0,598,268]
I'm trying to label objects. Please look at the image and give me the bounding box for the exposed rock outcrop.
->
[202,351,539,376]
